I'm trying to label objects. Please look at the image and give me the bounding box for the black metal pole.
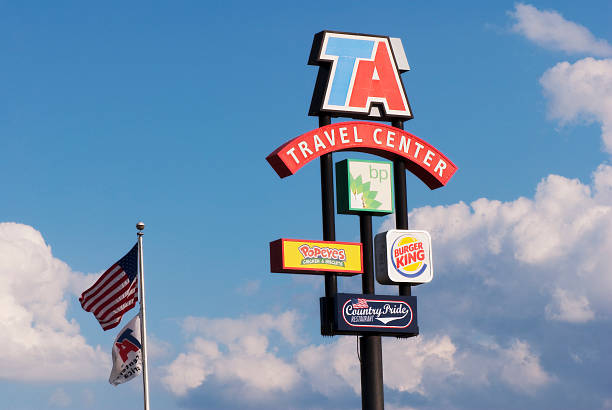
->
[360,336,384,410]
[392,120,411,297]
[319,115,337,299]
[359,214,384,410]
[360,215,375,294]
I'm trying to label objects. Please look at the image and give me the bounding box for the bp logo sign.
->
[336,159,393,215]
[375,230,433,284]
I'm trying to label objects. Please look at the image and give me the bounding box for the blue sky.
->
[1,1,612,409]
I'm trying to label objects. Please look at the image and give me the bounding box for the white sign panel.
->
[375,230,433,285]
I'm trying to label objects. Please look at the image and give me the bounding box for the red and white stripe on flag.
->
[79,244,139,331]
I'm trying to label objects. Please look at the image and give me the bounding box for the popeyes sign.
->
[270,238,363,276]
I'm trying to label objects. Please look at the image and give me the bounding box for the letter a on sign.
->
[309,31,413,121]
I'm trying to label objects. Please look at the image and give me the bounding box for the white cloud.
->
[453,339,554,395]
[300,335,551,397]
[382,336,457,395]
[162,312,302,397]
[147,334,173,361]
[401,54,612,323]
[162,338,220,396]
[0,222,108,381]
[509,3,612,57]
[182,310,302,346]
[540,57,612,152]
[545,288,595,323]
[297,335,458,398]
[163,312,554,402]
[497,340,554,394]
[408,166,612,322]
[164,313,457,399]
[296,337,362,395]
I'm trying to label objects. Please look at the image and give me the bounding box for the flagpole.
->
[136,222,150,410]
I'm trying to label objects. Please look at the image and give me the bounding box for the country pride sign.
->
[308,31,412,120]
[266,121,457,189]
[270,238,363,276]
[375,230,433,285]
[320,293,419,336]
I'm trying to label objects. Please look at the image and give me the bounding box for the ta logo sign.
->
[309,31,413,121]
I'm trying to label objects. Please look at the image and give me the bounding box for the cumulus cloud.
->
[162,338,220,396]
[0,222,108,381]
[147,334,174,361]
[545,288,595,323]
[162,312,302,397]
[162,312,454,399]
[509,3,612,57]
[453,338,554,395]
[182,310,302,346]
[162,312,555,403]
[297,335,458,397]
[496,340,554,394]
[408,166,612,322]
[296,337,362,396]
[540,57,612,152]
[382,336,457,395]
[456,339,556,395]
[402,52,612,324]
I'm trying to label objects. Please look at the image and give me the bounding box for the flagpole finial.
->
[136,222,145,231]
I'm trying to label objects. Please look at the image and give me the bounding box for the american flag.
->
[352,298,369,309]
[79,244,139,331]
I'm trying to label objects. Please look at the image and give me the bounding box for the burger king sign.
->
[375,230,433,284]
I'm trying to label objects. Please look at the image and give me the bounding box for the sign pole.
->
[136,222,150,410]
[266,30,457,410]
[392,120,412,297]
[319,115,338,317]
[359,214,384,409]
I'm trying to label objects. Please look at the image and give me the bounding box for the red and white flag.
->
[109,314,142,386]
[79,244,139,331]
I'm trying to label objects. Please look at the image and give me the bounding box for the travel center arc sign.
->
[267,121,457,189]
